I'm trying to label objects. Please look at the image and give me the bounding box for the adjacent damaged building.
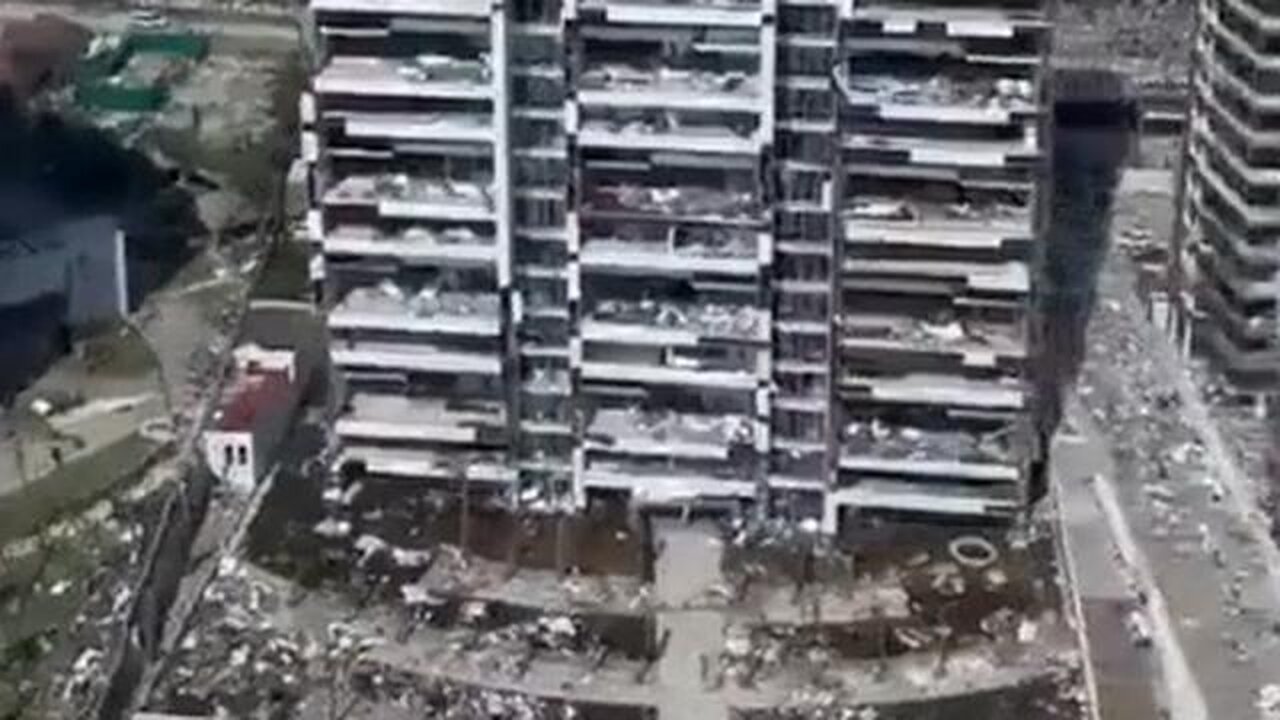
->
[1176,0,1280,391]
[301,0,1052,531]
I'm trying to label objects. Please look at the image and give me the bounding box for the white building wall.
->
[203,429,259,493]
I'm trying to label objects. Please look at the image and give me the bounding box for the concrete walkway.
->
[653,518,730,720]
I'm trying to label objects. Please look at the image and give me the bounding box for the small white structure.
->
[202,345,299,493]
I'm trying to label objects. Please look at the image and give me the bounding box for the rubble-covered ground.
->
[0,490,158,716]
[1055,0,1194,84]
[724,517,1065,667]
[0,42,296,716]
[139,407,1085,720]
[1068,155,1280,715]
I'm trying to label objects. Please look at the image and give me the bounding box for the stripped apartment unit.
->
[301,0,1051,530]
[1175,0,1280,391]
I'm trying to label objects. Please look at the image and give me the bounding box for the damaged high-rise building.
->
[301,0,1051,531]
[1174,0,1280,391]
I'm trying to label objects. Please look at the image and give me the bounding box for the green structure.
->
[74,31,209,113]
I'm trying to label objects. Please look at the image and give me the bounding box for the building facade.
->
[1177,0,1280,390]
[302,0,1051,530]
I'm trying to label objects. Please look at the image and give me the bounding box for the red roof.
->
[215,369,292,432]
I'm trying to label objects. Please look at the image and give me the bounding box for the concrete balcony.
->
[582,0,764,27]
[337,445,515,484]
[827,479,1020,518]
[577,66,762,112]
[577,120,762,155]
[842,258,1031,295]
[1208,5,1280,72]
[314,57,492,101]
[331,340,501,374]
[1197,76,1280,152]
[1189,145,1280,226]
[329,286,501,336]
[311,0,491,17]
[579,235,766,276]
[334,393,506,445]
[850,4,1049,36]
[1218,0,1280,35]
[322,225,496,266]
[840,372,1027,410]
[839,419,1021,482]
[328,111,495,144]
[839,313,1026,368]
[1198,40,1280,112]
[582,300,769,346]
[1193,246,1280,303]
[581,461,756,502]
[842,197,1032,253]
[581,359,759,390]
[585,408,753,461]
[323,175,495,222]
[836,71,1037,125]
[843,132,1039,170]
[581,185,765,227]
[1194,122,1280,193]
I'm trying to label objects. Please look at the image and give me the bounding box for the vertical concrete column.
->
[757,4,780,503]
[759,0,777,142]
[824,4,846,497]
[564,4,585,505]
[492,3,522,480]
[821,491,840,535]
[491,4,514,292]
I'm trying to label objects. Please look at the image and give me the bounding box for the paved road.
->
[1067,169,1280,720]
[1053,416,1165,720]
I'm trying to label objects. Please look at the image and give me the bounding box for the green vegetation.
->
[79,324,156,379]
[0,432,158,546]
[250,239,310,301]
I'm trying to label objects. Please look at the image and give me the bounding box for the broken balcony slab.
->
[839,312,1026,364]
[585,407,754,461]
[828,478,1021,517]
[337,445,515,484]
[315,56,492,99]
[330,285,502,336]
[842,257,1031,294]
[327,110,495,143]
[322,224,497,265]
[836,71,1037,124]
[841,417,1018,482]
[334,392,506,444]
[323,174,495,222]
[578,65,762,112]
[331,339,502,374]
[840,372,1027,410]
[578,119,762,155]
[583,185,765,226]
[584,300,769,346]
[312,0,492,17]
